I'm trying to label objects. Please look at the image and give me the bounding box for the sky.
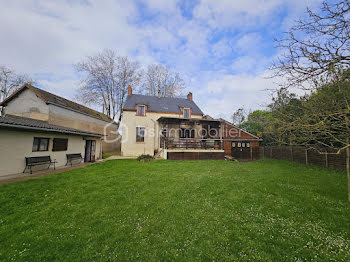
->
[0,0,323,121]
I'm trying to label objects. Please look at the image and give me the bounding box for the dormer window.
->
[137,105,146,116]
[183,108,190,119]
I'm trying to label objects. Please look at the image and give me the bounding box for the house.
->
[0,84,120,176]
[121,86,260,160]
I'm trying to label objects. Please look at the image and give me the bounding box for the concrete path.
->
[0,162,96,185]
[105,156,136,160]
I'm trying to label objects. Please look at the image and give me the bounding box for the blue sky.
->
[0,0,322,120]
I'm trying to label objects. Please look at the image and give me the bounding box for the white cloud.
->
[196,72,276,120]
[193,0,282,28]
[0,0,323,119]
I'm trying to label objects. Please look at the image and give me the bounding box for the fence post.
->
[291,147,294,162]
[305,149,308,165]
[325,152,328,168]
[263,147,265,158]
[270,147,273,158]
[250,146,253,160]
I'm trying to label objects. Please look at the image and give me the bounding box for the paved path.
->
[0,162,96,185]
[105,156,136,160]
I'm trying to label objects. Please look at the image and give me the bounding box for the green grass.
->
[0,159,349,261]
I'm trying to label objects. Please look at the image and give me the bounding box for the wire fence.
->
[260,146,347,171]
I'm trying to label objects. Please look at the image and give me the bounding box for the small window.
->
[32,137,49,152]
[52,138,68,151]
[161,128,168,137]
[237,143,241,148]
[246,142,250,148]
[232,142,236,148]
[136,127,145,142]
[242,143,245,147]
[183,108,190,119]
[137,105,146,116]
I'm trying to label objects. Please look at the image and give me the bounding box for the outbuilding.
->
[0,115,103,176]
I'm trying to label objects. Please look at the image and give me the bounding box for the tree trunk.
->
[346,114,350,202]
[347,138,350,203]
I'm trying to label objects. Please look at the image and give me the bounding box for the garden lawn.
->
[0,159,349,261]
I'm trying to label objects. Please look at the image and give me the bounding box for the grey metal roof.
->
[0,115,103,137]
[123,94,204,115]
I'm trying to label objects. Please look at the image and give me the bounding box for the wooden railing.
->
[161,139,223,150]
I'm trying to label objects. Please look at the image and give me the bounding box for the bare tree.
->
[231,107,246,126]
[270,0,350,201]
[270,0,350,89]
[75,49,142,125]
[0,66,35,103]
[143,64,185,97]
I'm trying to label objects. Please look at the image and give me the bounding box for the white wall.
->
[121,110,202,157]
[4,89,49,120]
[0,128,101,176]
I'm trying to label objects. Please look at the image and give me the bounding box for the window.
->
[137,105,146,116]
[179,128,195,138]
[32,137,49,152]
[136,127,145,142]
[161,128,168,137]
[183,108,190,118]
[237,143,241,147]
[52,138,68,151]
[246,142,250,148]
[232,142,236,148]
[242,143,246,147]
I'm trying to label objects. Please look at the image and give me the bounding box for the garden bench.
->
[23,156,57,174]
[66,153,83,166]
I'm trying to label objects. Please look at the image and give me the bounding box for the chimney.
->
[158,89,161,98]
[187,92,193,101]
[128,85,132,96]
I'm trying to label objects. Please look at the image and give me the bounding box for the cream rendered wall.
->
[48,104,120,153]
[121,110,202,157]
[0,128,101,177]
[4,89,49,121]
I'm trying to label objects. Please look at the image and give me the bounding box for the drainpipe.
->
[151,119,157,155]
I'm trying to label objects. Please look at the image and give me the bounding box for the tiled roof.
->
[123,94,204,115]
[0,85,114,123]
[0,115,103,137]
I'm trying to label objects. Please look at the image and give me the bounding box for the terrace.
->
[157,117,224,159]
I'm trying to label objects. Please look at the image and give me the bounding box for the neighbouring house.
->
[121,86,260,160]
[0,84,120,176]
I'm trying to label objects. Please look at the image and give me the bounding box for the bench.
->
[66,153,83,166]
[23,156,57,174]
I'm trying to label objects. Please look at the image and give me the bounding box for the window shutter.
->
[52,138,68,151]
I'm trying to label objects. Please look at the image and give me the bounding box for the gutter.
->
[0,123,103,137]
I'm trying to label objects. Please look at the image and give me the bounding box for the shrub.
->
[137,154,154,162]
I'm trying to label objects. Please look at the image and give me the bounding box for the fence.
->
[260,146,347,171]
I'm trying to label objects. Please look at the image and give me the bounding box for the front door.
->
[84,140,96,162]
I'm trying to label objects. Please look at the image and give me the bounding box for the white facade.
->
[3,87,120,152]
[121,110,202,157]
[0,128,101,176]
